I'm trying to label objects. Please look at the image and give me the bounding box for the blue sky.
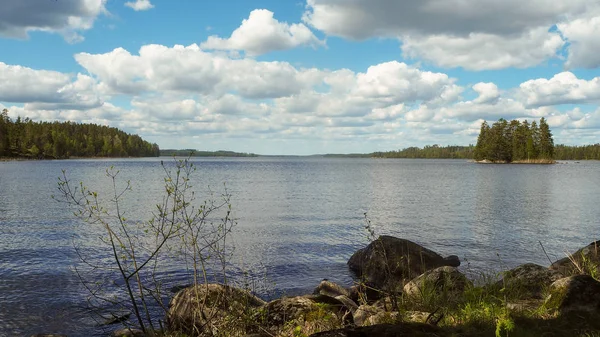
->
[1,0,599,155]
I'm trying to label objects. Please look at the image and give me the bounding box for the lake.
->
[1,157,599,336]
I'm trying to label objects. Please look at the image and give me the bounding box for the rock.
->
[314,280,350,298]
[347,283,382,304]
[551,241,600,276]
[308,322,442,337]
[544,275,600,315]
[348,236,460,290]
[403,266,470,300]
[262,296,347,335]
[353,305,380,326]
[30,335,68,337]
[102,312,131,326]
[405,311,431,323]
[496,263,563,299]
[111,328,145,337]
[365,311,401,325]
[167,283,266,336]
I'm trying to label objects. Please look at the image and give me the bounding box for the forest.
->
[0,109,159,159]
[160,149,258,157]
[372,145,474,159]
[474,117,554,163]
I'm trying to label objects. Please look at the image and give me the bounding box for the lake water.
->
[1,157,600,336]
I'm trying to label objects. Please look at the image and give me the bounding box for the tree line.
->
[372,145,475,159]
[474,118,554,163]
[0,109,159,159]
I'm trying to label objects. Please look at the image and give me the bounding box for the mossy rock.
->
[543,275,600,315]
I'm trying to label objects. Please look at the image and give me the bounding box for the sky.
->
[0,0,599,155]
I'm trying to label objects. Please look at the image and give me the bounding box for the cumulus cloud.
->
[125,0,154,11]
[6,41,600,152]
[201,9,324,55]
[0,0,107,42]
[472,83,500,104]
[75,44,318,98]
[0,62,102,109]
[558,15,600,69]
[303,0,600,70]
[519,72,600,107]
[401,29,564,70]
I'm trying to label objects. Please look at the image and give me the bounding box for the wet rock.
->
[544,275,600,315]
[102,312,131,326]
[348,236,460,291]
[403,266,470,299]
[314,280,349,298]
[167,283,266,336]
[308,322,442,337]
[496,263,562,299]
[551,241,600,276]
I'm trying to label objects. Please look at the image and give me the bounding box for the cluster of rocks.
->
[109,237,600,337]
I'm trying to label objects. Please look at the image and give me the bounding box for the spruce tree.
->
[538,117,554,159]
[474,121,490,161]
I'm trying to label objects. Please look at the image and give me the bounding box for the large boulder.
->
[348,236,460,290]
[403,266,470,300]
[308,322,442,337]
[167,283,266,336]
[551,241,600,276]
[544,275,600,315]
[496,263,563,299]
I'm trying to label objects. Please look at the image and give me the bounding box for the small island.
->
[474,117,555,164]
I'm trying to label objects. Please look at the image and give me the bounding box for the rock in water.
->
[551,241,600,276]
[347,236,460,290]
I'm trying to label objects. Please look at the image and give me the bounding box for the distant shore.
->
[474,159,556,164]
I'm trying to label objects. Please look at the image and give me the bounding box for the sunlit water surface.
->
[1,158,599,336]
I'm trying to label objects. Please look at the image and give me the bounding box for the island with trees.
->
[0,109,159,159]
[474,117,555,163]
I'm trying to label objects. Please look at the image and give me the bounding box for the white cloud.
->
[75,44,320,98]
[401,29,564,70]
[0,0,107,42]
[472,83,500,104]
[201,9,324,55]
[0,62,102,109]
[303,0,600,70]
[125,0,154,11]
[519,72,600,107]
[558,15,600,69]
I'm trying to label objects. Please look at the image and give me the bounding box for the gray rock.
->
[348,236,460,290]
[403,266,470,299]
[314,280,350,298]
[496,263,563,299]
[544,275,600,315]
[167,283,266,336]
[551,241,600,276]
